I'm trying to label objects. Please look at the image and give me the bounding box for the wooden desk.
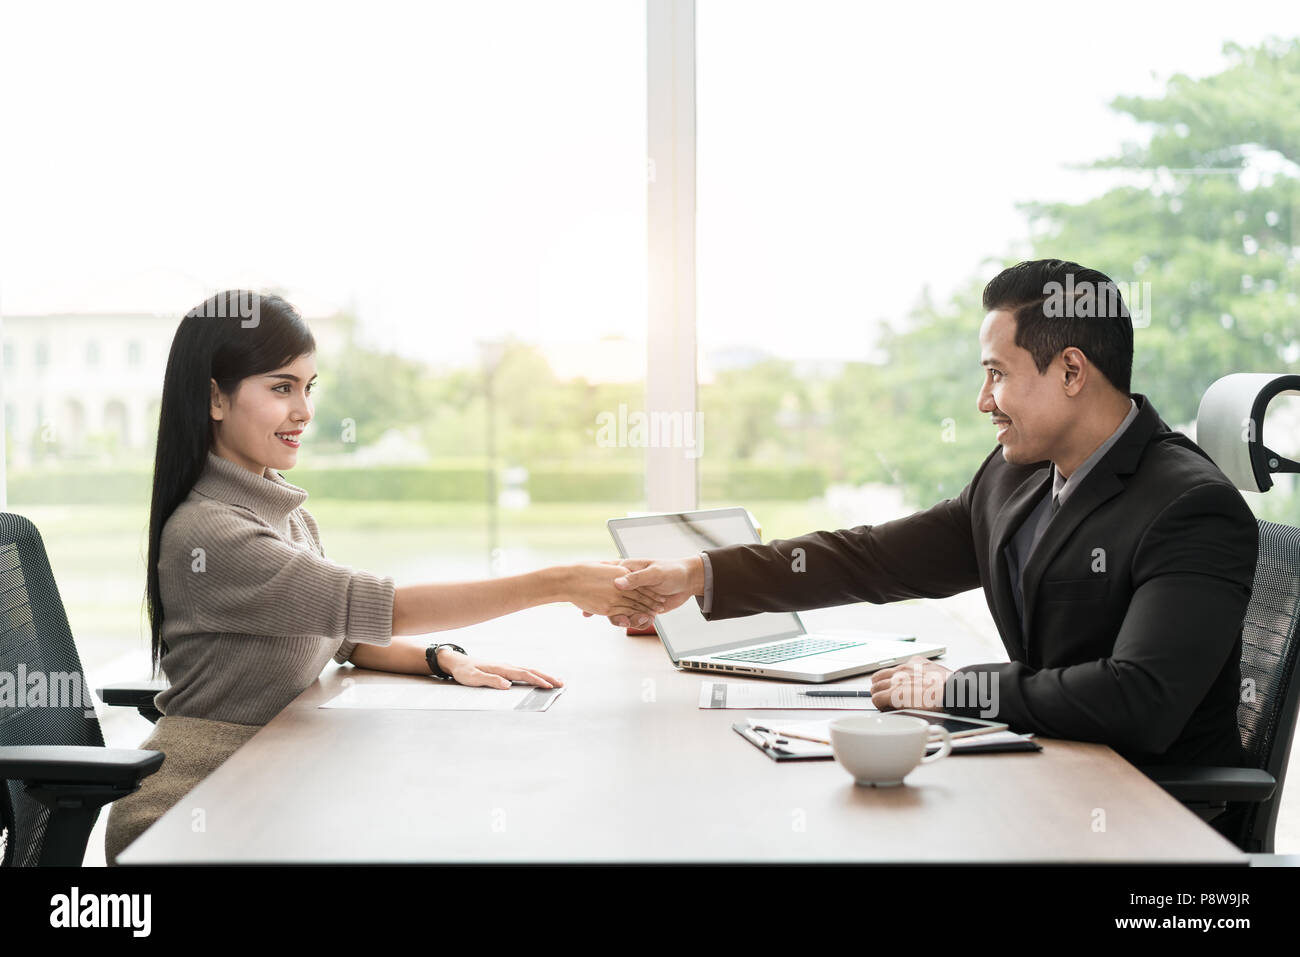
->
[118,601,1247,864]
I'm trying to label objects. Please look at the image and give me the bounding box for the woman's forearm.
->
[348,635,440,673]
[390,567,567,635]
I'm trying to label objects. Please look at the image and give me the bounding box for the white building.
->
[1,276,349,467]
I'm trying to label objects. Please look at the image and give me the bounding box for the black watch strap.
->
[426,643,465,680]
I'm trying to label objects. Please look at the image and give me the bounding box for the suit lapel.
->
[1018,471,1125,637]
[1017,393,1162,642]
[989,465,1053,654]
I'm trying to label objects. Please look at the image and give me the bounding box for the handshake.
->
[566,555,706,628]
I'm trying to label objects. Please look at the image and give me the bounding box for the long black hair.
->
[144,291,316,677]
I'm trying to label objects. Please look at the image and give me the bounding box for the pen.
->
[799,690,873,697]
[753,724,831,745]
[748,727,791,753]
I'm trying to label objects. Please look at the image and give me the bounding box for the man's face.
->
[977,310,1069,466]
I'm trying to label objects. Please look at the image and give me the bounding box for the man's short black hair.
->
[982,258,1133,396]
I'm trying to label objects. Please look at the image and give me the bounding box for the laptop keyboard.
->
[713,637,866,664]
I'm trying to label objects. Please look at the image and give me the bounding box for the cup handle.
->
[920,726,952,763]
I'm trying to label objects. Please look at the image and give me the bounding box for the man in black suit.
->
[610,259,1256,773]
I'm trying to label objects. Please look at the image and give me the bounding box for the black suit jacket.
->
[701,393,1256,767]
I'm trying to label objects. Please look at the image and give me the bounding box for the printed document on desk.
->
[700,681,879,710]
[320,681,565,712]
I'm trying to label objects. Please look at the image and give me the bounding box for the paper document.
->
[700,681,879,710]
[320,681,564,712]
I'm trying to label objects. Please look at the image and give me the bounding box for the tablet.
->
[888,709,1009,738]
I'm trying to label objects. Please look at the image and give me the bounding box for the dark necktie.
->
[1013,489,1061,645]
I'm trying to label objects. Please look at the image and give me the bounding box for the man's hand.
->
[870,656,953,711]
[609,557,703,627]
[580,557,704,628]
[565,562,667,625]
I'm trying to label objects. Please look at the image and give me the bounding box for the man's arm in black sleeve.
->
[700,447,999,620]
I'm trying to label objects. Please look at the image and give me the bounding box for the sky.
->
[1,0,1296,368]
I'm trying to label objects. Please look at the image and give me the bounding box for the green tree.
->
[868,36,1300,508]
[309,320,445,453]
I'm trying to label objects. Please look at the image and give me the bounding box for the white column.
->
[0,313,7,509]
[646,0,698,512]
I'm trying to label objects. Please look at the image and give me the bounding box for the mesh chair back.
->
[1236,520,1300,847]
[0,512,106,867]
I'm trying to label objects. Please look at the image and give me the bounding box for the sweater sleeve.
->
[297,508,362,665]
[166,502,395,651]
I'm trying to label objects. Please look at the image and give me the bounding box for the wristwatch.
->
[426,643,466,681]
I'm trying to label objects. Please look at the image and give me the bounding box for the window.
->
[0,3,647,731]
[696,1,1300,536]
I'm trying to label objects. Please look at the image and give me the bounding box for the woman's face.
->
[210,353,317,476]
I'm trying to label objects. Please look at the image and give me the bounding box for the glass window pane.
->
[0,3,647,752]
[698,0,1299,541]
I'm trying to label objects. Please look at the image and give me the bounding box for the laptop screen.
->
[607,508,805,660]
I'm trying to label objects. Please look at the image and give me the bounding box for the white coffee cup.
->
[829,714,953,787]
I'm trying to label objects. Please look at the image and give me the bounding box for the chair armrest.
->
[0,745,164,790]
[97,680,168,710]
[1139,765,1277,803]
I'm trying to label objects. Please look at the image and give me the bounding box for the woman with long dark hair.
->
[104,291,663,864]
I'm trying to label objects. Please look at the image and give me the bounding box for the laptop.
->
[606,507,946,682]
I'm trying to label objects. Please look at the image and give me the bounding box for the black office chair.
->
[0,512,163,866]
[98,682,167,723]
[1139,374,1300,853]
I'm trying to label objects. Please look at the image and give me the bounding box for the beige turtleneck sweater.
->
[152,451,395,725]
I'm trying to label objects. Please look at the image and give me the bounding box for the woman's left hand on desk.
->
[438,647,563,690]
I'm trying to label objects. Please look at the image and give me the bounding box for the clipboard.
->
[733,720,1043,762]
[732,721,830,761]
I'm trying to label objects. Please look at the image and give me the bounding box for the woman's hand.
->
[564,562,666,625]
[612,558,700,612]
[437,647,563,690]
[594,557,703,627]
